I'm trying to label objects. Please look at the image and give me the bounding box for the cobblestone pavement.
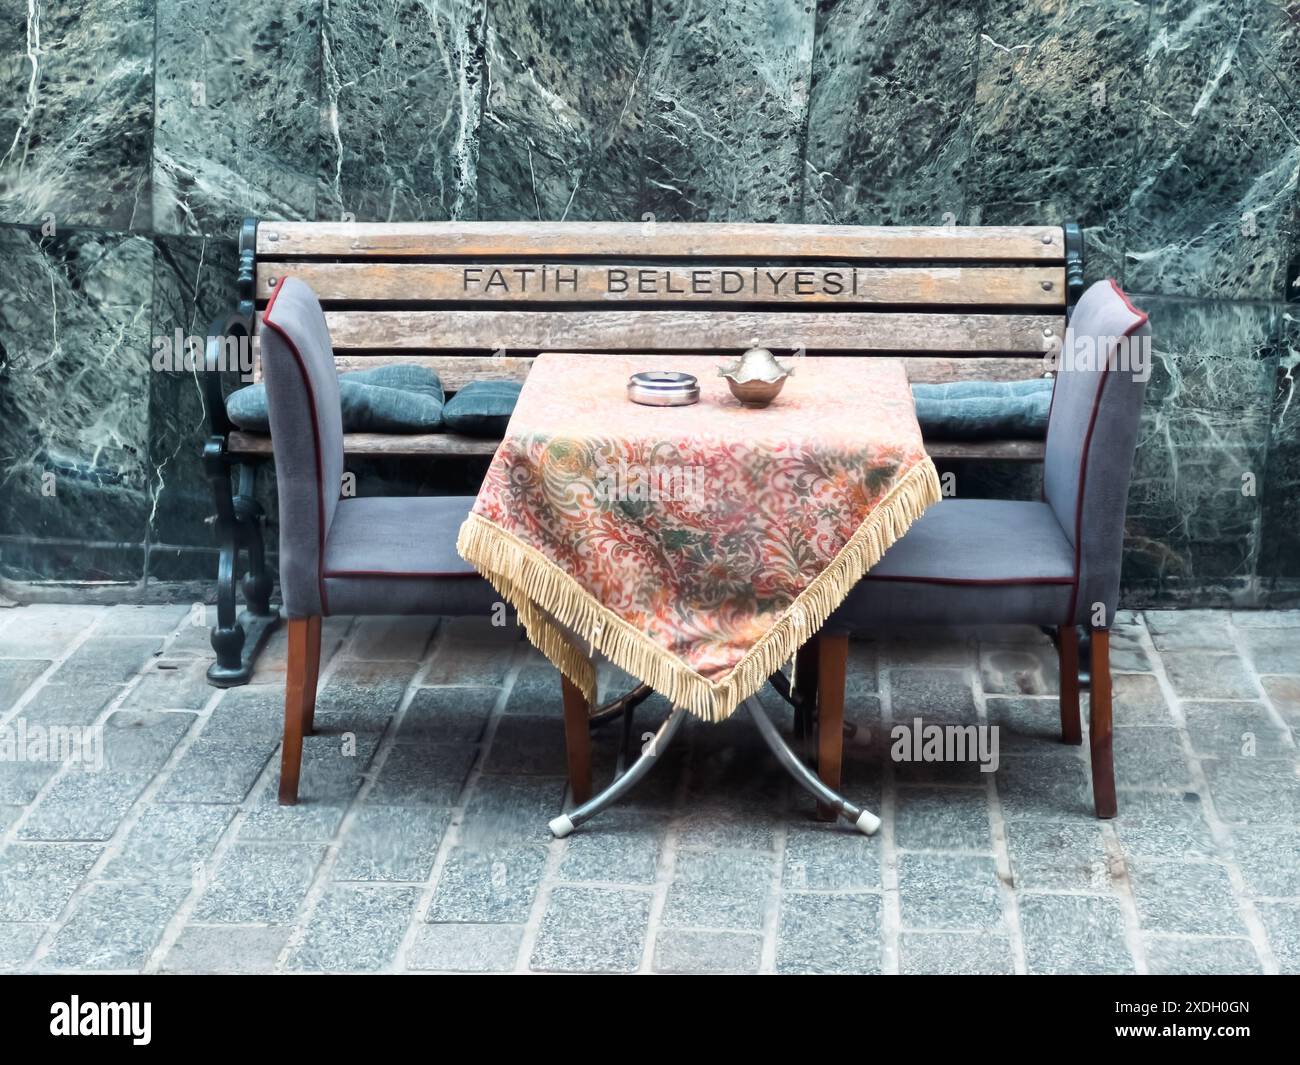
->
[0,604,1297,974]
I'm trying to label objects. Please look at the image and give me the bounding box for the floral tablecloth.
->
[458,353,941,721]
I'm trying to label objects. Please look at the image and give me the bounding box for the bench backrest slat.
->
[247,220,1074,390]
[256,221,1066,261]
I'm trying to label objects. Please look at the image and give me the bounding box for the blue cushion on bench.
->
[442,380,522,437]
[911,377,1053,440]
[227,364,445,433]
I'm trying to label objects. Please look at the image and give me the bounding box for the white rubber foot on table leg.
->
[549,814,575,839]
[855,810,881,836]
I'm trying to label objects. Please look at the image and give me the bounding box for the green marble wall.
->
[0,0,1296,605]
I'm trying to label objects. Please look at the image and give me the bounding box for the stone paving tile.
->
[870,627,979,668]
[460,775,567,848]
[0,843,102,921]
[1006,821,1111,892]
[1261,674,1300,724]
[156,741,273,804]
[286,884,419,972]
[1109,625,1153,673]
[192,842,326,924]
[1228,826,1300,897]
[195,686,286,744]
[1129,861,1248,937]
[662,849,774,930]
[1202,757,1300,825]
[0,923,46,972]
[1144,936,1262,975]
[310,660,417,734]
[93,605,190,638]
[427,844,549,923]
[900,931,1014,975]
[368,742,477,805]
[408,923,524,972]
[1231,610,1300,629]
[1018,894,1133,974]
[983,697,1074,755]
[1111,791,1217,861]
[397,686,497,743]
[531,886,652,973]
[777,892,882,974]
[1257,902,1300,974]
[0,760,59,805]
[889,668,977,720]
[346,616,439,661]
[239,796,351,843]
[482,714,568,775]
[979,642,1059,695]
[558,812,665,884]
[14,682,121,727]
[161,925,293,974]
[1236,628,1300,675]
[122,660,216,712]
[893,786,992,852]
[655,929,763,974]
[783,821,881,890]
[0,605,101,658]
[1161,653,1259,701]
[898,853,1003,930]
[18,770,152,842]
[675,805,780,853]
[103,804,235,881]
[993,755,1093,821]
[333,806,451,882]
[425,618,519,687]
[1113,728,1194,789]
[1182,701,1292,758]
[51,638,163,686]
[1145,610,1234,651]
[0,660,53,709]
[43,881,188,970]
[1111,672,1176,725]
[101,709,195,774]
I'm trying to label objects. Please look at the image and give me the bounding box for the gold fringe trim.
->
[458,456,942,722]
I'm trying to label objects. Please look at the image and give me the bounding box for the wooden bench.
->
[202,217,1085,684]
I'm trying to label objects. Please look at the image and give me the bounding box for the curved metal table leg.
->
[744,696,881,835]
[588,683,653,727]
[549,707,689,838]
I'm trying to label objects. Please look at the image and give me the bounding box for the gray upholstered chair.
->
[808,279,1151,819]
[260,277,501,804]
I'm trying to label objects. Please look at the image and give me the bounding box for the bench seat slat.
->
[295,309,1061,355]
[254,262,1066,307]
[257,221,1066,262]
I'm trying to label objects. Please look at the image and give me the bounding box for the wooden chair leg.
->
[279,616,320,806]
[1088,627,1117,818]
[1057,624,1082,745]
[561,674,592,806]
[794,636,821,741]
[302,614,322,736]
[816,633,848,822]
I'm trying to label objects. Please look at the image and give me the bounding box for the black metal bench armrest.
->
[203,309,253,439]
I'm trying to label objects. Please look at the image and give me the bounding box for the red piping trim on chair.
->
[1063,281,1150,625]
[262,277,332,616]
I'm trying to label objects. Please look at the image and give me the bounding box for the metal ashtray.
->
[627,370,700,407]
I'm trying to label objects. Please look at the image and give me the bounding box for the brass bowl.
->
[725,376,788,408]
